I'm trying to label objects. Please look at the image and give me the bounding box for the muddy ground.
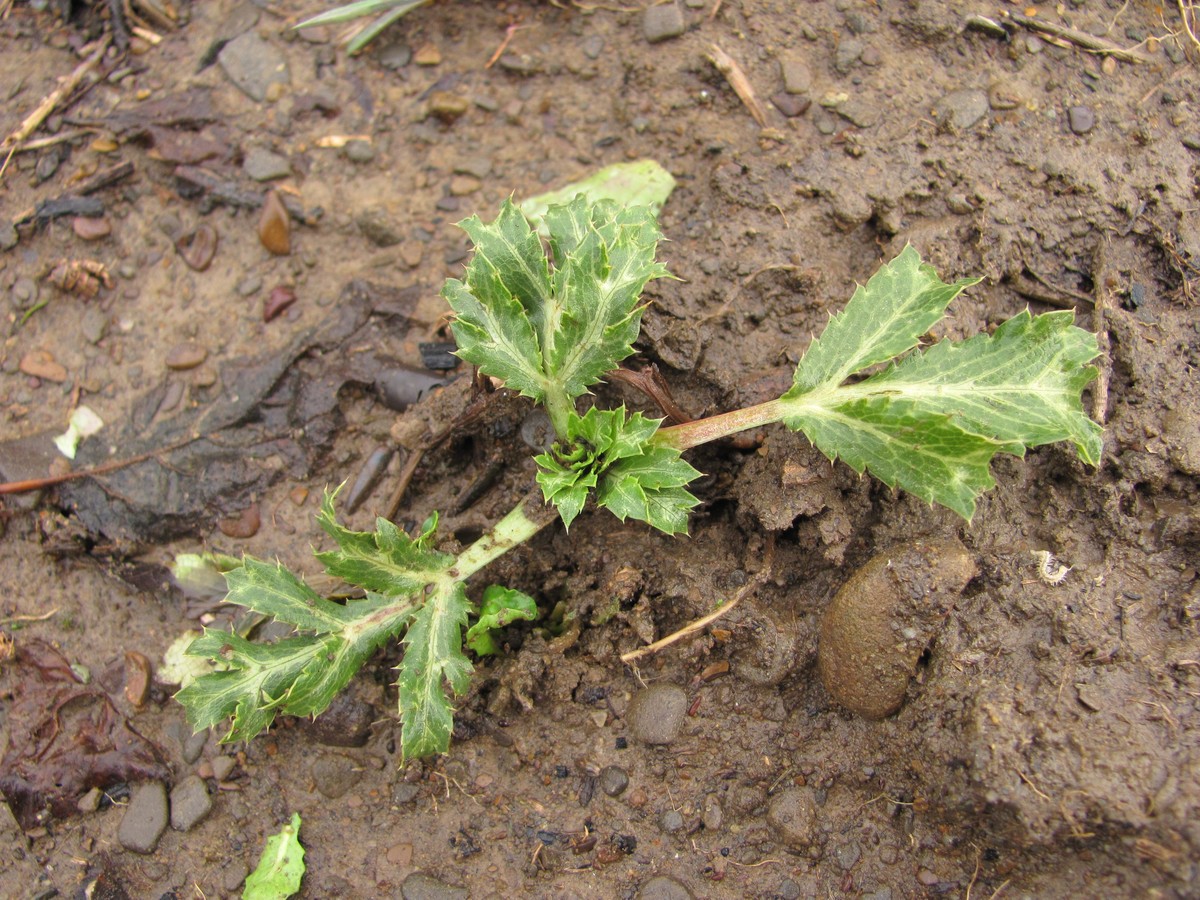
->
[2,0,1199,897]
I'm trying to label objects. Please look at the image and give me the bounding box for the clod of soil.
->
[818,538,976,718]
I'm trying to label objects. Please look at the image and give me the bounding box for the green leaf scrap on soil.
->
[519,159,677,234]
[243,813,305,900]
[465,584,539,656]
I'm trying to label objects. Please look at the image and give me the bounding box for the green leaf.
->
[396,582,473,760]
[243,813,305,900]
[315,490,454,595]
[859,308,1102,465]
[778,247,1101,519]
[520,160,676,235]
[223,558,351,634]
[294,0,428,30]
[465,585,539,656]
[446,197,669,421]
[789,244,979,394]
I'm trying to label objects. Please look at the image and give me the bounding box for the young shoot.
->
[176,196,1102,760]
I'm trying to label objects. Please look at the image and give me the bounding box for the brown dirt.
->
[2,1,1199,897]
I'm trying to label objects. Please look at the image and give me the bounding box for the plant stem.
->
[449,490,558,580]
[543,390,574,442]
[653,398,786,451]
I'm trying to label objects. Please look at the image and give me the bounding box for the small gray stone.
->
[1068,105,1096,134]
[835,38,864,72]
[218,32,290,103]
[780,56,812,95]
[837,98,879,128]
[766,787,818,851]
[582,34,604,60]
[627,683,687,745]
[0,221,18,251]
[933,89,989,131]
[379,44,412,69]
[81,308,108,344]
[210,754,236,782]
[311,753,362,799]
[453,156,492,179]
[392,782,421,805]
[242,148,292,182]
[181,727,208,764]
[343,139,376,164]
[236,273,263,297]
[11,277,37,309]
[216,3,260,43]
[771,92,811,118]
[401,872,468,900]
[356,207,402,247]
[170,775,212,831]
[644,1,686,43]
[118,781,168,854]
[636,875,694,899]
[599,765,629,797]
[659,809,685,833]
[76,786,103,813]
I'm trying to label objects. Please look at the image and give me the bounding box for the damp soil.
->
[2,1,1199,897]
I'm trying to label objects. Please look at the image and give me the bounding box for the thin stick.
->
[0,608,59,626]
[1179,0,1200,53]
[0,433,202,495]
[707,44,768,128]
[621,535,775,663]
[382,447,425,520]
[1,38,110,151]
[1006,13,1150,63]
[1089,241,1112,426]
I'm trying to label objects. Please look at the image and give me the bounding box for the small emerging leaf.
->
[243,813,305,900]
[465,585,539,656]
[520,160,676,234]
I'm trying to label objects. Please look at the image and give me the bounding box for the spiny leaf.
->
[465,585,539,656]
[316,490,454,595]
[223,558,351,634]
[446,196,669,410]
[789,244,979,395]
[396,582,473,760]
[779,248,1101,520]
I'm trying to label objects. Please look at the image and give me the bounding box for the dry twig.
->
[1006,12,1150,63]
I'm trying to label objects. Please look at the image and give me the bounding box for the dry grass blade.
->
[707,44,769,127]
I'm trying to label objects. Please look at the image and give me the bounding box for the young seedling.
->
[176,196,1102,760]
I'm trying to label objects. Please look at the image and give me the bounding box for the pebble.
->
[211,754,236,781]
[582,34,604,60]
[659,809,684,832]
[401,872,467,900]
[343,139,376,164]
[263,285,297,322]
[356,206,403,247]
[218,503,261,539]
[258,189,291,255]
[19,349,67,382]
[77,786,103,813]
[449,175,480,196]
[124,650,152,706]
[236,273,263,296]
[428,91,469,123]
[175,223,218,271]
[118,781,168,853]
[779,56,812,94]
[702,794,723,830]
[413,42,442,66]
[987,80,1025,110]
[379,44,412,69]
[834,38,864,72]
[36,148,61,182]
[11,277,37,308]
[766,787,818,851]
[242,148,292,182]
[644,1,686,43]
[72,216,112,241]
[81,308,108,344]
[181,727,208,764]
[453,156,492,179]
[771,92,810,118]
[311,753,362,799]
[192,365,218,389]
[0,221,18,250]
[1068,105,1096,134]
[218,32,290,102]
[598,765,629,797]
[165,342,208,370]
[627,683,687,745]
[636,875,694,899]
[300,693,374,747]
[932,89,989,131]
[170,775,213,831]
[818,539,975,718]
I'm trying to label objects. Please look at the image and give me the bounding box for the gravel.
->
[118,781,168,854]
[627,683,688,745]
[170,775,213,831]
